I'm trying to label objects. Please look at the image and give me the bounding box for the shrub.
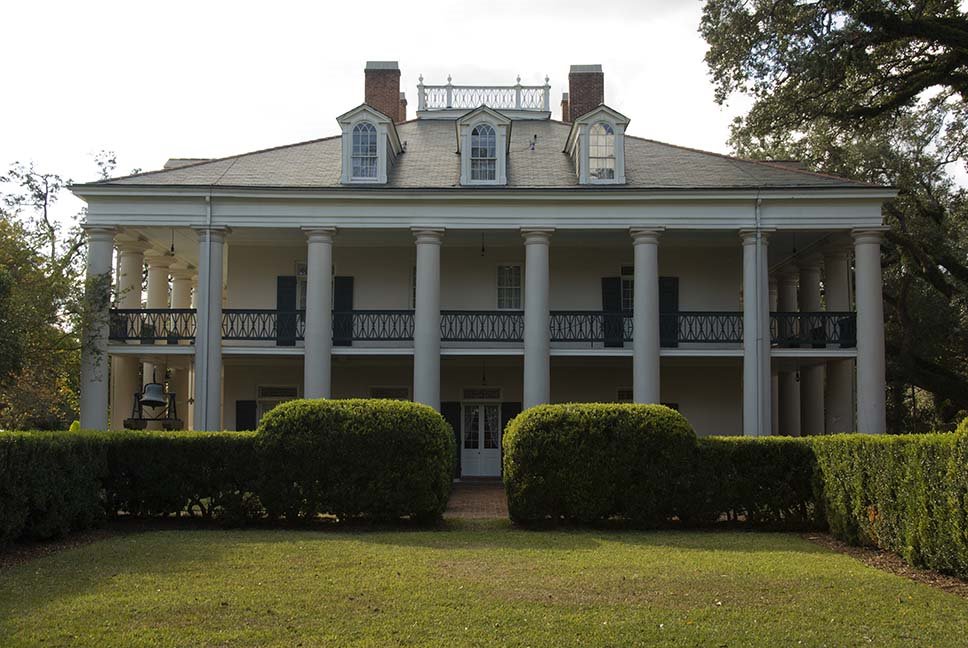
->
[0,432,105,545]
[256,399,454,522]
[682,437,822,529]
[503,403,696,524]
[97,431,259,522]
[812,432,968,578]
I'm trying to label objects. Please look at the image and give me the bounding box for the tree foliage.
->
[701,0,968,431]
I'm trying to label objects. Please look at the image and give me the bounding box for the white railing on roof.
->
[417,75,551,112]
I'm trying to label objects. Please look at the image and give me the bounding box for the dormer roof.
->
[565,104,630,154]
[336,103,403,155]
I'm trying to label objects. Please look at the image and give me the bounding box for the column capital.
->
[192,225,230,243]
[144,252,174,269]
[739,228,775,244]
[630,227,664,244]
[796,253,824,272]
[115,237,151,255]
[169,265,196,281]
[412,227,445,244]
[302,226,337,243]
[521,227,554,244]
[852,226,889,245]
[81,224,117,242]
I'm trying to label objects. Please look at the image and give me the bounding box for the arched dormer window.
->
[351,122,378,179]
[471,124,497,181]
[589,122,615,180]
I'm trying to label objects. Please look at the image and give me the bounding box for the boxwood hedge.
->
[256,399,455,522]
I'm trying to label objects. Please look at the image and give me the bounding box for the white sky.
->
[0,0,750,223]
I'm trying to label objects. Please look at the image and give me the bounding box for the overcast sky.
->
[0,0,750,223]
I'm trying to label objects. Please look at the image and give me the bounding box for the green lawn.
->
[1,522,966,647]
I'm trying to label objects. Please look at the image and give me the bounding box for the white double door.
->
[461,403,502,477]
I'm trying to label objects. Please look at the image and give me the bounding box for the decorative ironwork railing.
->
[441,310,524,342]
[771,312,856,348]
[334,310,414,342]
[109,308,196,342]
[549,311,633,345]
[222,309,305,341]
[417,75,551,112]
[661,312,745,345]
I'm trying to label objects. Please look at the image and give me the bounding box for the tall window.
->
[621,265,634,312]
[589,122,616,180]
[497,265,522,309]
[471,124,497,181]
[351,122,378,179]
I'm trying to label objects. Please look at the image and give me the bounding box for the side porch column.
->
[110,239,148,430]
[523,228,553,409]
[824,244,855,433]
[769,277,779,435]
[413,227,444,410]
[799,256,825,435]
[193,226,228,431]
[169,266,194,428]
[303,227,336,399]
[631,228,662,403]
[777,269,801,436]
[143,254,172,429]
[79,226,116,430]
[740,228,772,436]
[853,228,887,434]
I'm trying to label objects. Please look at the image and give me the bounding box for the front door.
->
[461,403,502,477]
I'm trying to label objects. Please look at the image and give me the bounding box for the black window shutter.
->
[333,276,354,347]
[236,400,257,431]
[276,276,297,347]
[499,402,523,477]
[601,277,623,347]
[440,401,461,478]
[659,276,679,348]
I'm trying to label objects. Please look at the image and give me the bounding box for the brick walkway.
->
[444,481,508,519]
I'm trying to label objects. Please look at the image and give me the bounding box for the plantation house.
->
[73,62,894,477]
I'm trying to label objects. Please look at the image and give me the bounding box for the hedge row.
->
[1,399,454,545]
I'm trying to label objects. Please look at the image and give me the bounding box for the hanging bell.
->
[141,381,168,408]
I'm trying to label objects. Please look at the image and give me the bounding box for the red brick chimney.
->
[568,64,604,122]
[560,92,570,124]
[364,61,402,122]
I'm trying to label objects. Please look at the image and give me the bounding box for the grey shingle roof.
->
[91,119,877,190]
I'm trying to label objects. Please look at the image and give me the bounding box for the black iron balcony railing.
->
[107,308,857,349]
[441,310,524,342]
[109,308,197,343]
[771,311,856,348]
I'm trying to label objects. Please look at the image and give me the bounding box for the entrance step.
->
[444,481,508,519]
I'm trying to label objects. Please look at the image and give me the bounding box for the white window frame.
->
[457,107,510,186]
[256,385,299,423]
[621,265,634,313]
[350,121,379,180]
[565,105,629,185]
[337,105,402,185]
[588,122,617,181]
[496,263,523,310]
[469,123,498,181]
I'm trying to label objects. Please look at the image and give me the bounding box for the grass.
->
[1,521,966,647]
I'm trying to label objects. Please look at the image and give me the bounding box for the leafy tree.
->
[701,1,968,431]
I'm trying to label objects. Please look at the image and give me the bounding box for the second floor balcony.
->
[108,308,857,350]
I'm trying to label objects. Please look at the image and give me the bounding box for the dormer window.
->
[351,122,378,179]
[457,106,511,186]
[565,105,629,185]
[589,123,615,180]
[337,104,403,185]
[471,124,497,181]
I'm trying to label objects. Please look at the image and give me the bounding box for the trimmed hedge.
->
[503,403,696,524]
[812,432,968,578]
[257,399,455,522]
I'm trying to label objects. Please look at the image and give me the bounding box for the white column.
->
[110,240,148,430]
[631,228,662,403]
[824,245,855,434]
[413,227,443,410]
[777,269,801,436]
[799,257,825,435]
[769,276,779,436]
[523,228,553,409]
[740,229,772,436]
[193,227,227,431]
[142,254,172,387]
[79,226,115,429]
[303,227,336,399]
[853,228,887,434]
[169,266,194,428]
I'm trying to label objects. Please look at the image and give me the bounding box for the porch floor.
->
[444,481,508,519]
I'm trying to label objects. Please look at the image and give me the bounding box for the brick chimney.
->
[568,64,604,122]
[399,92,408,122]
[364,61,402,122]
[560,92,570,124]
